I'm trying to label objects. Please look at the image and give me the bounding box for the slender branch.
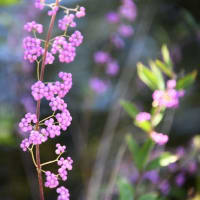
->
[29,147,37,168]
[34,1,60,200]
[41,153,63,167]
[39,112,55,123]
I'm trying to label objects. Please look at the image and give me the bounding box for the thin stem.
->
[41,153,63,167]
[36,60,40,81]
[39,112,55,123]
[34,1,60,200]
[29,147,37,168]
[134,172,143,200]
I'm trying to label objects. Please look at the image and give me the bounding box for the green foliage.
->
[0,0,20,6]
[120,100,139,119]
[137,139,154,171]
[155,60,174,78]
[138,193,158,200]
[161,44,173,69]
[150,107,165,128]
[137,62,162,90]
[176,70,197,89]
[117,177,134,200]
[149,61,165,90]
[135,120,152,133]
[126,134,139,166]
[0,113,15,146]
[126,134,154,171]
[145,152,178,171]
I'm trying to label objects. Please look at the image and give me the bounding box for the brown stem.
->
[35,1,59,200]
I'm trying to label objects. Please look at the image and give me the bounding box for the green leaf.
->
[146,152,178,171]
[149,60,165,90]
[135,120,152,132]
[159,152,178,167]
[155,60,174,78]
[138,193,158,200]
[151,113,163,128]
[176,70,197,90]
[137,139,154,171]
[117,178,134,200]
[137,62,160,90]
[0,0,20,6]
[125,134,140,168]
[120,100,139,119]
[150,107,165,128]
[161,44,173,68]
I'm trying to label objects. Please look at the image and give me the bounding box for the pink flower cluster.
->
[152,80,184,108]
[51,32,83,64]
[24,4,85,65]
[31,72,72,101]
[48,6,59,16]
[45,171,59,188]
[76,7,86,18]
[58,14,76,30]
[21,2,86,199]
[57,186,70,200]
[20,72,72,151]
[24,21,43,33]
[42,144,73,194]
[58,157,73,181]
[23,37,43,63]
[34,0,44,10]
[55,143,66,155]
[58,7,85,31]
[151,131,168,145]
[19,113,37,132]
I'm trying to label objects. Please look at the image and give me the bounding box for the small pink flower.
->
[76,7,86,18]
[151,131,168,145]
[167,80,176,89]
[136,112,151,122]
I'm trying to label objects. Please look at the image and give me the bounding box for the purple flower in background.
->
[176,147,185,157]
[111,34,125,49]
[119,0,137,21]
[136,112,151,122]
[188,161,197,174]
[151,131,168,145]
[168,163,178,172]
[94,51,110,64]
[106,60,119,76]
[118,24,134,37]
[21,96,36,113]
[143,170,159,184]
[89,78,109,94]
[159,180,170,195]
[106,12,120,24]
[175,173,185,187]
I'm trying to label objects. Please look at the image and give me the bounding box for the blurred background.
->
[0,0,200,199]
